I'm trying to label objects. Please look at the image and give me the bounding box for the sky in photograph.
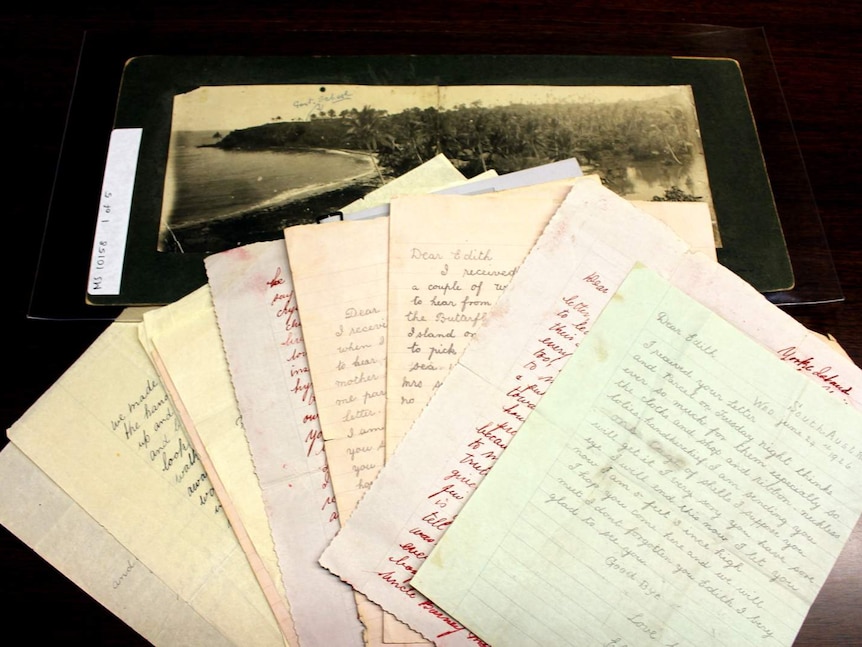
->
[171,83,693,132]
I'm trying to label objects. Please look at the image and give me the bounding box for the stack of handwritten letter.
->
[2,162,862,647]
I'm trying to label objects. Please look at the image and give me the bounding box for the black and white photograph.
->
[159,83,713,254]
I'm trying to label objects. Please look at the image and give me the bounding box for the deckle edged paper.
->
[380,177,587,642]
[285,216,429,646]
[320,181,862,645]
[5,321,285,647]
[383,180,582,459]
[139,286,297,645]
[205,239,365,646]
[412,264,862,647]
[322,181,700,644]
[285,154,505,645]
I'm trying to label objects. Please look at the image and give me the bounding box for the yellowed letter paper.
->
[383,183,577,458]
[378,179,582,641]
[139,286,297,645]
[413,264,862,646]
[6,321,285,647]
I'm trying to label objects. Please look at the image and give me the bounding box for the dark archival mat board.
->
[30,25,832,319]
[92,54,790,306]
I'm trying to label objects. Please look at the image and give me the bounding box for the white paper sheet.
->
[206,240,365,646]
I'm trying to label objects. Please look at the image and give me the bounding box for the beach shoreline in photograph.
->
[161,173,383,254]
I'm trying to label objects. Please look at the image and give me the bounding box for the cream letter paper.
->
[285,217,428,646]
[140,286,297,645]
[6,321,285,647]
[633,200,716,261]
[413,265,862,646]
[383,182,578,458]
[284,218,388,515]
[205,240,365,646]
[320,182,862,645]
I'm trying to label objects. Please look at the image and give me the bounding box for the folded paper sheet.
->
[0,442,237,646]
[412,264,862,646]
[205,240,365,646]
[284,214,386,497]
[320,181,862,645]
[5,321,285,646]
[284,217,429,646]
[140,286,297,645]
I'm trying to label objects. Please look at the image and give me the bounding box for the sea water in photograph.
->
[158,130,379,253]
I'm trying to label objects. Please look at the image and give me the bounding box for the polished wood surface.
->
[1,3,860,644]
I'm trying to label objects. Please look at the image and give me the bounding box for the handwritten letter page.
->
[6,321,285,647]
[384,183,577,458]
[140,286,297,645]
[285,218,429,646]
[205,240,364,646]
[321,181,862,645]
[284,218,389,520]
[413,265,862,646]
[320,180,704,644]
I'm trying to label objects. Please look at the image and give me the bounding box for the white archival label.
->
[87,127,142,296]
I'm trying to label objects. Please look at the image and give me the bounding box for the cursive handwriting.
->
[531,312,857,643]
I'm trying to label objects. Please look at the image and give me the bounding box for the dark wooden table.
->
[1,3,859,644]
